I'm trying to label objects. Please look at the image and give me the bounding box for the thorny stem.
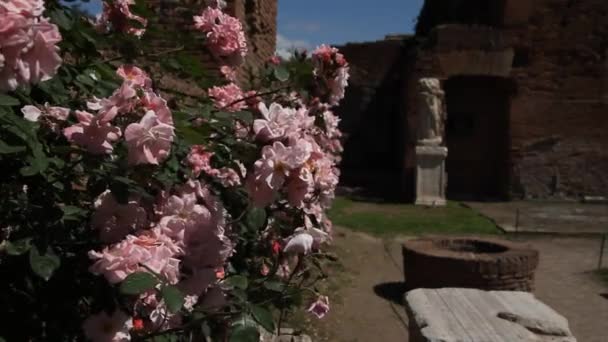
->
[276,256,304,335]
[219,86,292,111]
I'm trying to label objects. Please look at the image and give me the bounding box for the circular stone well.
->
[402,236,539,291]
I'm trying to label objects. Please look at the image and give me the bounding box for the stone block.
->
[405,288,577,342]
[415,146,448,206]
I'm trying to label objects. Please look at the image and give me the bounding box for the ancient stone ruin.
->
[337,0,608,202]
[402,236,539,291]
[405,288,577,342]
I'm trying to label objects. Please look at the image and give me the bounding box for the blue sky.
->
[278,0,423,51]
[72,0,424,52]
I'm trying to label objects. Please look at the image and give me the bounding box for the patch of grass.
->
[328,196,501,236]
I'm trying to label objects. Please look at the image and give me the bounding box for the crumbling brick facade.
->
[147,0,277,85]
[339,0,608,200]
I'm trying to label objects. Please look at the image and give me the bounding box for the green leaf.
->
[120,272,158,295]
[262,281,284,292]
[246,208,267,231]
[49,9,73,30]
[229,325,259,342]
[29,247,61,281]
[76,74,95,87]
[273,66,290,82]
[251,305,275,333]
[161,285,185,313]
[5,238,32,256]
[0,140,26,154]
[0,94,20,106]
[177,126,207,145]
[232,111,253,124]
[151,335,178,342]
[224,275,248,290]
[20,154,49,176]
[61,205,86,222]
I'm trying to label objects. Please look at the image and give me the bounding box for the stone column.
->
[415,78,448,206]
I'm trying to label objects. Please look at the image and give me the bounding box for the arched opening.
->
[444,75,514,200]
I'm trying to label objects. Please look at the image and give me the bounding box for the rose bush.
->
[0,0,348,341]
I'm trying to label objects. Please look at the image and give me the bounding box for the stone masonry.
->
[147,0,277,86]
[337,0,608,200]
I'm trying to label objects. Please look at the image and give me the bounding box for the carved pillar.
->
[415,78,448,206]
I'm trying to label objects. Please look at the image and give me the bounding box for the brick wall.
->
[146,0,277,87]
[339,0,608,200]
[506,0,608,198]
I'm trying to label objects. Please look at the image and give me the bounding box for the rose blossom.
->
[253,102,298,142]
[193,7,247,63]
[246,140,312,207]
[0,4,62,91]
[141,91,173,125]
[63,111,122,155]
[82,310,132,342]
[124,111,175,165]
[88,227,182,284]
[307,296,330,319]
[283,233,313,255]
[116,65,152,89]
[220,65,237,82]
[87,82,138,123]
[91,190,148,243]
[311,45,350,106]
[286,166,314,207]
[268,55,281,65]
[95,0,147,37]
[186,145,215,178]
[158,192,213,242]
[207,83,246,112]
[21,103,69,132]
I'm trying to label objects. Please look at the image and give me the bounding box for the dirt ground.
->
[305,227,608,342]
[465,201,608,234]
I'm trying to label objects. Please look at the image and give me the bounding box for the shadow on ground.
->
[373,281,409,306]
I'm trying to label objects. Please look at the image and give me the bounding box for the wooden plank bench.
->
[405,288,577,342]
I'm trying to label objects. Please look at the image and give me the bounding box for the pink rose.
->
[91,190,148,243]
[158,192,212,242]
[220,65,237,82]
[82,310,131,342]
[116,64,152,89]
[21,103,69,132]
[124,111,175,165]
[186,145,215,178]
[193,7,247,63]
[88,228,182,284]
[207,83,246,112]
[95,0,147,37]
[246,140,312,207]
[0,6,62,91]
[253,102,296,142]
[284,233,313,255]
[307,296,330,319]
[311,45,350,106]
[63,111,122,155]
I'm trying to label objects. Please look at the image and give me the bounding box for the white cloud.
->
[276,34,313,59]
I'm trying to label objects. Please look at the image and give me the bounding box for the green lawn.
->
[328,196,501,236]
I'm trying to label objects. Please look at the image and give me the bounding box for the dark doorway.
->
[444,76,512,200]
